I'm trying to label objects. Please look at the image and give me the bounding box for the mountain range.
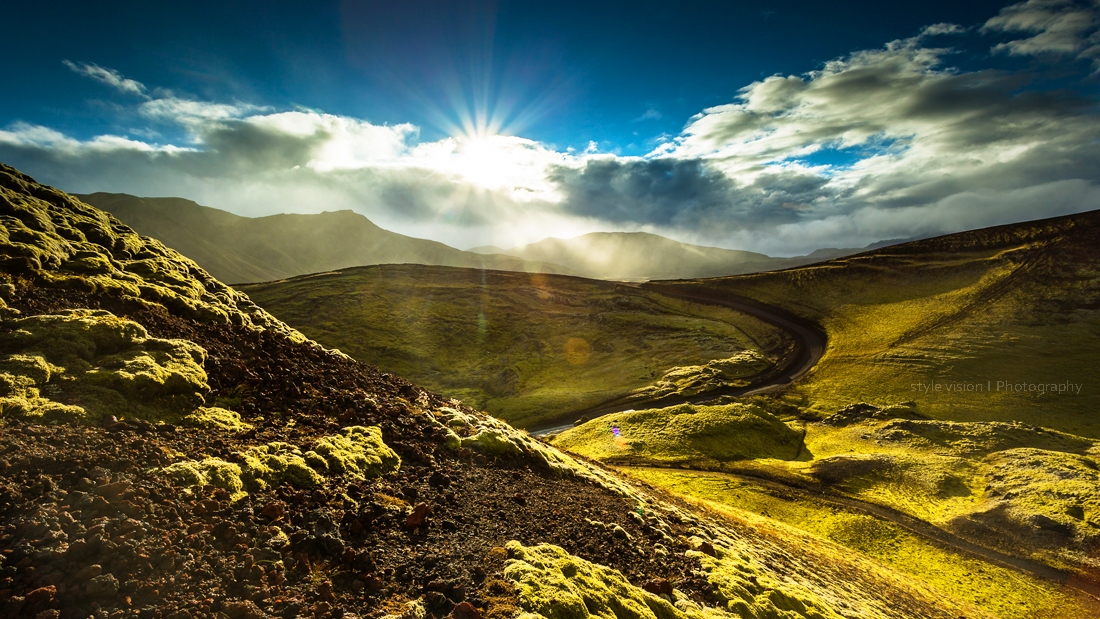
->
[80,193,895,283]
[470,232,873,280]
[76,193,574,284]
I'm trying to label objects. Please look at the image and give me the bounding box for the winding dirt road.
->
[528,284,827,436]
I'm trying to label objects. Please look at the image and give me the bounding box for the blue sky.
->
[3,0,1100,254]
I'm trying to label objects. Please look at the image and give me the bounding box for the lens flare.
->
[611,425,627,449]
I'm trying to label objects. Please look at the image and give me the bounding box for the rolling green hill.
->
[239,265,792,428]
[548,209,1100,588]
[649,209,1100,438]
[78,192,576,284]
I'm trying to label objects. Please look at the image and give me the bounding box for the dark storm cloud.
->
[547,158,842,230]
[192,121,332,176]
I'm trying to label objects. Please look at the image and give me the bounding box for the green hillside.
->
[650,210,1100,438]
[546,210,1100,591]
[239,265,792,428]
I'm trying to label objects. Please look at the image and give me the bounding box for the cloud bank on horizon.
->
[3,0,1100,255]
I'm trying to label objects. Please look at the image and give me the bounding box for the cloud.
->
[658,35,1100,205]
[631,108,664,123]
[921,23,967,37]
[546,158,841,232]
[63,60,148,97]
[138,98,263,123]
[983,0,1100,66]
[0,91,568,248]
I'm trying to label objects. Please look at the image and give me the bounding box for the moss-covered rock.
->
[308,425,402,478]
[462,429,525,455]
[628,351,770,401]
[239,442,324,490]
[162,425,400,495]
[0,309,211,424]
[691,547,840,619]
[504,540,842,619]
[504,541,719,619]
[163,458,245,492]
[0,163,305,340]
[553,403,803,463]
[181,406,253,432]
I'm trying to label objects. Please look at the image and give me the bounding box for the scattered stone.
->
[424,591,450,612]
[223,600,268,619]
[85,574,119,597]
[451,601,481,619]
[261,501,285,520]
[93,480,131,498]
[642,578,673,596]
[22,585,56,614]
[406,502,432,529]
[74,564,103,582]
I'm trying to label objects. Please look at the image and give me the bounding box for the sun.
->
[451,132,516,189]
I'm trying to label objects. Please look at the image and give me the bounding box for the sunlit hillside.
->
[240,265,793,427]
[649,210,1100,438]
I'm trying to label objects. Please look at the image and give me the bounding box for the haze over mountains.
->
[471,232,873,280]
[77,193,575,284]
[80,192,891,284]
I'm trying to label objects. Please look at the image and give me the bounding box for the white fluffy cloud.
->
[626,28,1100,251]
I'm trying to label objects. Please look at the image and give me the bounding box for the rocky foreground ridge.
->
[0,163,984,619]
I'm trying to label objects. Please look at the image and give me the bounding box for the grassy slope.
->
[581,211,1100,585]
[651,209,1100,438]
[240,265,791,428]
[625,467,1097,619]
[78,193,575,284]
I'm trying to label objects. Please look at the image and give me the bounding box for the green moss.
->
[308,425,401,478]
[181,406,253,432]
[162,425,399,495]
[0,310,210,425]
[504,541,714,619]
[0,164,308,342]
[553,403,802,463]
[163,458,245,499]
[239,442,323,490]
